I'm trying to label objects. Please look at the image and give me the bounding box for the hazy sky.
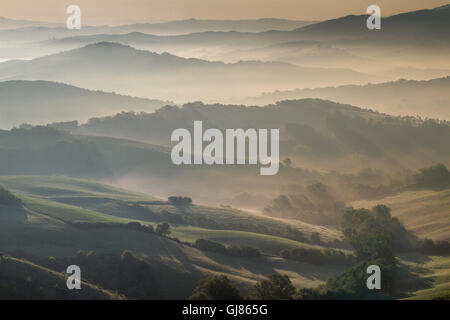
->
[0,0,448,24]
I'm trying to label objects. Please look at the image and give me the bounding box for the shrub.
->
[155,222,171,236]
[195,239,227,254]
[310,232,321,244]
[280,247,354,265]
[226,245,261,258]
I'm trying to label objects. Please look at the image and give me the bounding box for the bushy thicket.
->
[189,275,242,300]
[341,205,416,258]
[410,163,450,189]
[195,239,261,258]
[280,247,354,266]
[263,183,345,225]
[417,238,450,255]
[248,273,296,300]
[168,196,192,207]
[263,164,450,228]
[71,221,154,233]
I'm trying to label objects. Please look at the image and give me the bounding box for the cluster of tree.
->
[77,99,450,169]
[294,204,450,299]
[189,273,297,300]
[280,247,355,266]
[71,221,172,238]
[417,238,450,255]
[168,196,193,207]
[192,204,434,300]
[409,163,450,189]
[0,187,22,207]
[155,222,171,236]
[189,275,243,300]
[341,205,416,258]
[263,183,346,225]
[127,204,184,223]
[265,164,450,224]
[194,239,261,258]
[71,221,154,234]
[277,204,408,300]
[247,273,296,300]
[296,258,397,300]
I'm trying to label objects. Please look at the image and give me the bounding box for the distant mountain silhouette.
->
[293,5,450,42]
[44,5,450,49]
[0,17,314,43]
[0,16,59,30]
[0,42,374,101]
[109,18,316,34]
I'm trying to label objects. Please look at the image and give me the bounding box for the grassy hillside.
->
[0,175,342,243]
[0,80,172,129]
[0,175,347,297]
[1,175,448,299]
[0,254,122,300]
[0,175,153,201]
[399,254,450,300]
[352,189,450,241]
[0,126,172,179]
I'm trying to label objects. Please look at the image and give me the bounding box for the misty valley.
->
[0,2,449,303]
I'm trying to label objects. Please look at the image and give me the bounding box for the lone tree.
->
[155,222,171,236]
[310,232,321,244]
[189,275,242,300]
[248,273,296,300]
[168,196,192,207]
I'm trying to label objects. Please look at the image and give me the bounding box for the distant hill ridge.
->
[0,80,173,129]
[245,77,450,120]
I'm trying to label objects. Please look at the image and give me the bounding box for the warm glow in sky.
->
[0,0,448,24]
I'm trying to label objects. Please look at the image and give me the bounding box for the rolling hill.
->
[0,175,448,299]
[0,80,173,129]
[3,98,450,206]
[71,99,450,171]
[0,126,172,179]
[0,254,122,299]
[0,42,373,101]
[401,254,450,300]
[245,77,450,120]
[0,175,346,298]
